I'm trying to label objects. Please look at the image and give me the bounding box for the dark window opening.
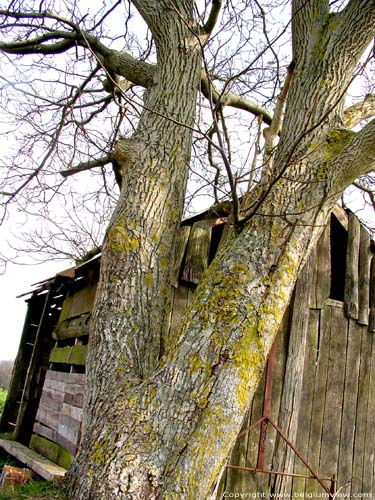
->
[330,213,348,301]
[209,223,225,264]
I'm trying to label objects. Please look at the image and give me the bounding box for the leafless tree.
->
[0,1,374,498]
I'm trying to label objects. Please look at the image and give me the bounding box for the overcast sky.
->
[0,258,70,361]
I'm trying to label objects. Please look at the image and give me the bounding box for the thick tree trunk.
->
[65,1,375,499]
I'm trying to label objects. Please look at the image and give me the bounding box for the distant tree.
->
[0,1,374,499]
[0,360,13,391]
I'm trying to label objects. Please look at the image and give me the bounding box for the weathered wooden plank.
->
[319,305,347,483]
[271,257,313,497]
[337,317,361,494]
[305,306,331,497]
[256,308,290,496]
[59,413,81,434]
[363,333,375,495]
[59,284,97,322]
[64,391,84,408]
[35,405,60,432]
[29,434,73,470]
[332,205,348,231]
[52,312,91,340]
[291,308,319,496]
[54,432,78,456]
[45,370,86,385]
[369,256,375,332]
[43,378,66,393]
[0,439,67,481]
[225,363,266,494]
[358,226,371,325]
[181,220,212,284]
[62,403,83,422]
[33,422,56,443]
[344,211,361,319]
[14,290,57,445]
[351,323,372,496]
[169,284,193,339]
[39,393,63,413]
[49,345,87,366]
[310,224,331,309]
[171,226,191,287]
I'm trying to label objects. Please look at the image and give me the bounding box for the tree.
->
[0,360,13,391]
[0,0,375,498]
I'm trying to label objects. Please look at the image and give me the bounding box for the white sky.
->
[0,258,70,361]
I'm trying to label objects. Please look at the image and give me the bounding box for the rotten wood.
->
[271,255,313,497]
[305,305,331,497]
[337,317,361,494]
[59,284,97,322]
[369,256,375,332]
[310,224,331,309]
[52,312,91,340]
[351,324,372,496]
[49,345,88,366]
[358,226,371,325]
[29,434,73,469]
[344,211,361,319]
[292,308,319,494]
[319,305,347,481]
[181,220,212,284]
[171,226,191,287]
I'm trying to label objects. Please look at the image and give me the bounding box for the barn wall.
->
[217,208,375,498]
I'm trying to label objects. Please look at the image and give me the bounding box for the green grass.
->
[0,389,7,417]
[0,457,66,499]
[0,478,66,499]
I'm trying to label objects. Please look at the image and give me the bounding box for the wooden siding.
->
[218,209,375,498]
[32,370,85,457]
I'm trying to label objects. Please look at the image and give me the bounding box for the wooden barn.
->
[0,205,374,498]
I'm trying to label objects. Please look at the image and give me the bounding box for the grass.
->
[0,457,66,499]
[0,478,66,499]
[0,389,7,417]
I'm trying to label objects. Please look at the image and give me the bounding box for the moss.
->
[324,128,356,161]
[143,273,154,287]
[108,217,139,253]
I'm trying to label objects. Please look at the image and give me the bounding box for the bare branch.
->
[60,154,112,178]
[262,60,295,182]
[200,70,272,124]
[333,118,375,191]
[343,94,375,129]
[202,0,222,35]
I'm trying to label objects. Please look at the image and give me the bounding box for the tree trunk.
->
[65,1,375,499]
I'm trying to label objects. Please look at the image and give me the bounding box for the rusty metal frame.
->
[228,415,336,497]
[226,343,336,498]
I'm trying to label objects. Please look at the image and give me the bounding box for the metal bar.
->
[267,416,332,497]
[257,342,276,469]
[225,464,335,482]
[330,475,336,496]
[237,416,267,440]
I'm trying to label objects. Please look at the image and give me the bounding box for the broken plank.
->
[0,439,67,481]
[59,284,97,322]
[52,313,91,340]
